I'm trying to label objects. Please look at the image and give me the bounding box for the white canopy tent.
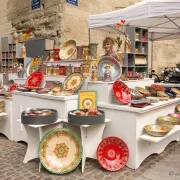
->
[88,0,180,41]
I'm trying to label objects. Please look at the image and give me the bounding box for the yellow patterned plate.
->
[39,128,82,174]
[63,72,84,93]
[59,40,76,59]
[171,88,180,94]
[176,104,180,112]
[82,98,94,109]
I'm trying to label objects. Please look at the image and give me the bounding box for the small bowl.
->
[144,124,172,137]
[157,116,179,128]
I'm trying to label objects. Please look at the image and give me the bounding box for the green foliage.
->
[115,36,122,49]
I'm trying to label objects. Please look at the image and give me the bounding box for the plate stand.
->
[63,118,111,173]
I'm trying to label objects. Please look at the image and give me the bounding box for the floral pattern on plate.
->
[63,72,84,92]
[135,86,151,96]
[8,83,18,92]
[39,128,82,174]
[59,40,76,59]
[26,72,43,87]
[82,98,94,109]
[96,136,129,171]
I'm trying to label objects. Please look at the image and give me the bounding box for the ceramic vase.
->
[76,46,84,59]
[89,43,98,59]
[116,48,123,65]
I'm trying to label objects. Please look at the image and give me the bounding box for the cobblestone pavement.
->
[0,134,180,180]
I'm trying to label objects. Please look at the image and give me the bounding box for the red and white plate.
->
[113,81,131,105]
[97,136,129,171]
[26,72,43,87]
[8,83,18,92]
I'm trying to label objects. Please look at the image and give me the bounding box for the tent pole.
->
[151,41,153,70]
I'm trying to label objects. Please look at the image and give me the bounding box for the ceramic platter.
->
[150,84,165,91]
[26,72,43,87]
[26,58,43,77]
[171,88,180,94]
[135,86,151,96]
[8,83,18,92]
[97,56,122,81]
[97,136,129,171]
[39,128,82,174]
[59,40,76,59]
[157,91,169,97]
[63,72,84,92]
[113,81,131,105]
[175,104,180,112]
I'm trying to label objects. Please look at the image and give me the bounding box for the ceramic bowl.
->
[144,124,172,137]
[168,113,180,120]
[175,104,180,113]
[157,116,179,128]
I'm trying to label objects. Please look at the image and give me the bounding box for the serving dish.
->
[8,83,18,92]
[26,72,43,87]
[59,40,76,59]
[135,86,151,96]
[130,88,144,99]
[130,103,150,108]
[157,91,169,97]
[171,88,180,94]
[144,124,172,137]
[24,86,43,90]
[96,136,129,171]
[128,99,151,104]
[145,96,159,103]
[63,72,84,93]
[165,90,176,98]
[175,104,180,113]
[97,56,122,81]
[21,108,57,125]
[157,116,179,128]
[39,128,82,174]
[168,113,180,124]
[150,84,166,91]
[113,81,131,105]
[68,109,105,125]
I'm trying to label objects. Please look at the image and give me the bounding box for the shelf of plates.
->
[122,27,149,77]
[0,36,22,73]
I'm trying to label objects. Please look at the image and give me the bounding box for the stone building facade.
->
[0,0,179,73]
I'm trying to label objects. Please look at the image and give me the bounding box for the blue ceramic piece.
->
[165,90,176,98]
[97,56,122,81]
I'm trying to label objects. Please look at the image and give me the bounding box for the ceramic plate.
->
[157,91,169,97]
[128,99,151,104]
[165,90,176,98]
[26,58,43,77]
[82,98,94,109]
[24,86,43,90]
[59,40,76,59]
[39,128,82,174]
[97,136,129,171]
[26,72,43,87]
[130,88,143,99]
[130,103,150,108]
[97,56,122,81]
[135,86,151,96]
[8,83,18,92]
[63,72,84,92]
[171,88,180,94]
[150,84,165,91]
[113,81,131,105]
[175,104,180,112]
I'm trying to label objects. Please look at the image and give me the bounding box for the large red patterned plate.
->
[8,83,18,92]
[26,72,43,87]
[97,136,129,171]
[113,80,132,105]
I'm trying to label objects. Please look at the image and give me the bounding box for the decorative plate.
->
[130,103,150,108]
[59,40,76,59]
[165,90,176,98]
[157,91,169,97]
[150,84,165,91]
[113,81,131,105]
[8,83,18,92]
[39,128,82,174]
[130,88,143,99]
[63,72,84,92]
[171,88,180,94]
[82,98,94,109]
[26,58,43,77]
[175,104,180,112]
[26,72,43,87]
[128,99,151,105]
[97,56,122,81]
[96,136,129,171]
[135,87,151,96]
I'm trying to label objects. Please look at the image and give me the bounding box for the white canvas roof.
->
[88,0,180,41]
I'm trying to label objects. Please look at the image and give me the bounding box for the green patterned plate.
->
[39,128,82,174]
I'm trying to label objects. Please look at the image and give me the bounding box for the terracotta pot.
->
[76,46,84,59]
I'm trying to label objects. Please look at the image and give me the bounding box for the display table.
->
[12,91,78,143]
[63,118,111,173]
[98,99,180,169]
[0,97,12,140]
[18,119,63,165]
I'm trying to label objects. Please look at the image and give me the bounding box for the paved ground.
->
[0,134,180,180]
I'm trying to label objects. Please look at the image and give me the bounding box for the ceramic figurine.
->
[21,44,26,58]
[17,63,24,78]
[125,35,131,53]
[103,64,112,82]
[91,66,98,81]
[13,32,18,43]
